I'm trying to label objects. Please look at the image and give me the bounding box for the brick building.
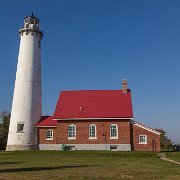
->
[36,81,161,151]
[7,15,160,151]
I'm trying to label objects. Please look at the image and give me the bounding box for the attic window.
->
[17,122,24,133]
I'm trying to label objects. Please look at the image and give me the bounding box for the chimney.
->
[122,79,128,93]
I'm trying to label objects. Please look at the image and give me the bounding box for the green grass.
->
[166,152,180,163]
[0,151,180,179]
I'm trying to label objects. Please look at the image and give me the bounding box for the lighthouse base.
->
[6,144,38,151]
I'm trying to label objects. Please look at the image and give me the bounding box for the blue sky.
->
[0,0,179,143]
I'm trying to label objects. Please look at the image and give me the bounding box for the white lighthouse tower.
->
[6,14,43,151]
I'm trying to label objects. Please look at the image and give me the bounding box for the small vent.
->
[110,145,118,151]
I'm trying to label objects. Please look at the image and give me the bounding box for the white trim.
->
[53,117,133,120]
[139,135,147,144]
[132,121,161,135]
[89,124,97,139]
[68,137,76,140]
[46,129,53,140]
[88,137,97,140]
[36,126,57,127]
[110,137,118,140]
[110,124,118,139]
[68,124,76,139]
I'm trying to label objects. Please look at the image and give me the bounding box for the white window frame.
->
[89,124,97,139]
[46,129,53,140]
[110,124,118,139]
[68,124,76,139]
[17,122,25,133]
[139,135,147,144]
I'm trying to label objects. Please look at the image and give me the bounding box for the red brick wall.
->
[56,120,130,145]
[37,121,161,152]
[131,124,160,152]
[38,127,57,144]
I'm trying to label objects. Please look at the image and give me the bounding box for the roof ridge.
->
[60,89,130,92]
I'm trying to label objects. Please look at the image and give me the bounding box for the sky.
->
[0,0,179,143]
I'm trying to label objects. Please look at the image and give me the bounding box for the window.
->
[25,24,29,28]
[46,129,53,140]
[139,135,147,144]
[110,124,118,139]
[68,125,76,139]
[17,122,24,133]
[89,124,97,139]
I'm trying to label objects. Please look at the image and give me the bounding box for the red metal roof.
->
[36,116,57,127]
[53,90,133,119]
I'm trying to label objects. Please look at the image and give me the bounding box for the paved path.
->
[157,153,180,165]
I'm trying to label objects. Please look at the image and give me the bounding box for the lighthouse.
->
[6,14,43,151]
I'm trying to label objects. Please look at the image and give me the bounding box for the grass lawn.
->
[0,151,180,180]
[166,152,180,163]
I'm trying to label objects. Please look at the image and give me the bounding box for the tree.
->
[155,128,173,151]
[0,111,10,150]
